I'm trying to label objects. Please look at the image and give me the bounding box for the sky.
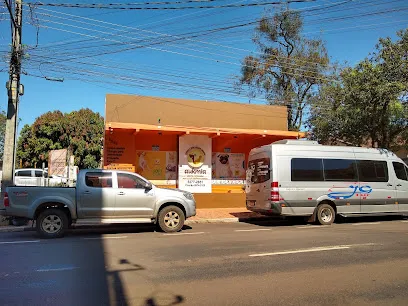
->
[0,0,407,132]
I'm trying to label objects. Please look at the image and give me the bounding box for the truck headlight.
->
[183,192,194,200]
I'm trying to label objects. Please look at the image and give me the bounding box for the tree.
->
[17,109,104,169]
[238,9,329,130]
[63,109,104,169]
[308,29,408,150]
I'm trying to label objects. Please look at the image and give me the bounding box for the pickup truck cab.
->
[2,170,196,238]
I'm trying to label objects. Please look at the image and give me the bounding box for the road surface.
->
[1,216,408,306]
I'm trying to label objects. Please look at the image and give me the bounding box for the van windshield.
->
[248,158,271,184]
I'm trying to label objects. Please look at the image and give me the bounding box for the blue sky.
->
[0,0,407,131]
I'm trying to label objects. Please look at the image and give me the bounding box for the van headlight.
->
[183,192,194,200]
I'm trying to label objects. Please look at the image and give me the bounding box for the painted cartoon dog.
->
[216,154,233,178]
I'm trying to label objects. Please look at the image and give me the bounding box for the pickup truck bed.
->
[3,187,76,220]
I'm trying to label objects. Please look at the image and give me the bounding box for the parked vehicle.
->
[1,170,196,238]
[246,139,408,225]
[14,168,68,186]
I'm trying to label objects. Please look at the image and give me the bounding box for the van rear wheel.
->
[316,204,335,225]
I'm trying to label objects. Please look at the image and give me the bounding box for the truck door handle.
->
[387,183,393,187]
[118,192,125,195]
[396,184,402,187]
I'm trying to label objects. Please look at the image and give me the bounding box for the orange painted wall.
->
[212,134,283,163]
[105,130,285,169]
[133,131,178,152]
[104,129,135,166]
[104,130,285,196]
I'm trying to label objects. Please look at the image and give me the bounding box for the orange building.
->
[104,94,304,208]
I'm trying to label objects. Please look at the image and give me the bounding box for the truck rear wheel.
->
[36,208,68,239]
[158,205,185,233]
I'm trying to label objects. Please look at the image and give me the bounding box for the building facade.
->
[104,94,304,208]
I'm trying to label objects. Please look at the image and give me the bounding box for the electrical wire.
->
[36,22,335,84]
[28,11,334,78]
[29,6,339,71]
[27,1,316,10]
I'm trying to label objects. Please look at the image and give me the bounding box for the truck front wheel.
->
[36,208,68,239]
[158,205,185,233]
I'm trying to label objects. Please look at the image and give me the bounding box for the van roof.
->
[250,139,399,159]
[272,139,320,146]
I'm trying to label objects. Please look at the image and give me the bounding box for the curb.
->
[0,226,34,233]
[185,216,279,224]
[0,217,280,233]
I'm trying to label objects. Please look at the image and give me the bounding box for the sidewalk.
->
[0,220,34,233]
[185,208,275,224]
[0,208,276,233]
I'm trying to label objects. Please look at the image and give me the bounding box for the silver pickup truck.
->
[1,169,196,238]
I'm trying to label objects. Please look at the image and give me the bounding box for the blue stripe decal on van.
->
[328,185,372,200]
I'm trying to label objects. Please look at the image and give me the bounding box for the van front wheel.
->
[316,204,335,225]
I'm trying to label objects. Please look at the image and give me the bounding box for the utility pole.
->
[1,0,23,199]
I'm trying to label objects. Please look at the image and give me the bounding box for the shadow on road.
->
[101,256,185,306]
[336,214,406,224]
[232,212,406,228]
[62,224,193,237]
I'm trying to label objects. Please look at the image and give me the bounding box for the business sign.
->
[135,151,177,181]
[48,149,67,176]
[212,152,246,180]
[179,135,212,193]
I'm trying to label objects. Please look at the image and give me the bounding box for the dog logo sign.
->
[186,146,206,168]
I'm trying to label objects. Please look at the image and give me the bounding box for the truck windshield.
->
[248,158,270,184]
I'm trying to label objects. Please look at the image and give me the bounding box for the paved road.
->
[1,216,408,306]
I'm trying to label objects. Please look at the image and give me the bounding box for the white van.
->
[245,140,408,225]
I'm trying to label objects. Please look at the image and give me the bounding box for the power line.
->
[23,65,269,104]
[26,55,238,87]
[3,0,17,29]
[27,1,316,10]
[35,21,335,83]
[303,18,408,35]
[27,0,344,51]
[21,0,363,57]
[28,0,238,6]
[30,6,338,71]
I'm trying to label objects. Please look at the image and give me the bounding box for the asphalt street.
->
[1,216,408,306]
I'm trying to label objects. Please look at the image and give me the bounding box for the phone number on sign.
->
[185,180,206,187]
[187,180,204,184]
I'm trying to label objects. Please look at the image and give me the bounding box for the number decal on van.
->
[328,185,372,200]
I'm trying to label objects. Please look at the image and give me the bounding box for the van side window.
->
[358,160,389,182]
[85,172,113,188]
[34,170,44,178]
[291,158,324,181]
[16,170,32,177]
[393,162,408,181]
[248,158,270,184]
[323,159,357,181]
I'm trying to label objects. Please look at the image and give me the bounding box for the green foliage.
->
[308,29,408,151]
[238,9,329,130]
[17,109,104,169]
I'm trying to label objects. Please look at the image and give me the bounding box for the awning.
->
[106,122,305,138]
